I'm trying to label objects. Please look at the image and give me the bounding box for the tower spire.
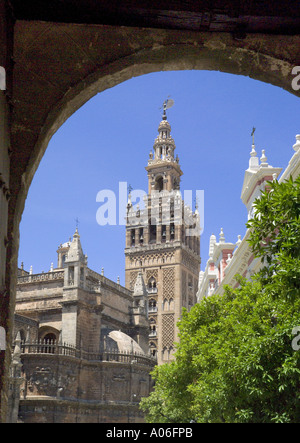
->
[249,127,259,171]
[147,101,182,193]
[65,227,85,263]
[125,103,201,365]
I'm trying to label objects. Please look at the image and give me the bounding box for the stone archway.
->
[1,14,300,420]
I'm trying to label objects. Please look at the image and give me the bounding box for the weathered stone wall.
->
[19,399,145,423]
[13,315,39,342]
[19,352,153,423]
[77,300,102,353]
[0,0,14,422]
[16,279,64,314]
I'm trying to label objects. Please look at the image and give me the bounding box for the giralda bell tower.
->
[125,100,201,365]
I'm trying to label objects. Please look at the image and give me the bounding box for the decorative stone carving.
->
[162,267,175,300]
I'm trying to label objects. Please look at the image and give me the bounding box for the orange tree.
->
[140,177,300,423]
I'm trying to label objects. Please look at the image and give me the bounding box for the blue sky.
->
[18,70,300,285]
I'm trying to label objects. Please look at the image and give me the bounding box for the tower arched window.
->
[154,176,163,192]
[168,346,174,360]
[131,229,135,246]
[148,277,157,293]
[170,223,175,240]
[139,228,144,244]
[161,225,167,242]
[149,220,157,243]
[149,318,157,336]
[148,298,157,312]
[150,342,157,357]
[68,266,74,286]
[169,298,174,311]
[162,347,168,360]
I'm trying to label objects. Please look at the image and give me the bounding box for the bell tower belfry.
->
[146,103,182,195]
[125,101,201,365]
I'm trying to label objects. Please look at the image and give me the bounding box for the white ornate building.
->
[197,134,300,300]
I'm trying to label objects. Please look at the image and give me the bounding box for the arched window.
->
[149,318,157,337]
[131,229,135,246]
[169,298,174,311]
[41,333,57,354]
[150,342,157,357]
[148,299,157,312]
[68,266,74,285]
[170,223,175,240]
[148,277,156,288]
[168,346,174,360]
[38,327,60,347]
[163,298,169,311]
[161,225,167,242]
[149,221,157,243]
[139,227,144,244]
[44,333,56,342]
[162,347,168,360]
[154,175,163,192]
[148,277,157,293]
[162,346,174,361]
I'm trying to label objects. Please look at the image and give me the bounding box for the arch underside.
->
[9,23,300,296]
[12,22,300,213]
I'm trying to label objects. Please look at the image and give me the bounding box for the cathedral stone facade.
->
[10,229,155,423]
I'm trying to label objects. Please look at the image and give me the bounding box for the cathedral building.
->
[125,104,201,365]
[10,228,155,423]
[9,105,201,422]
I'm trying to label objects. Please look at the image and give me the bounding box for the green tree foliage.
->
[247,176,300,302]
[140,177,300,423]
